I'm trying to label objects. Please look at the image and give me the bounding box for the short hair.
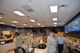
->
[49,32,55,35]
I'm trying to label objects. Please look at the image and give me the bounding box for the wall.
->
[0,24,16,34]
[0,24,64,35]
[18,27,64,35]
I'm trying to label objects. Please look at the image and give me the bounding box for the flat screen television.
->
[65,13,80,33]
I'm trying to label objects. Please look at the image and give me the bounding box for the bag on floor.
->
[14,47,27,53]
[38,43,46,49]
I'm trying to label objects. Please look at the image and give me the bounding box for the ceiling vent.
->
[22,5,34,12]
[60,5,66,7]
[59,4,67,8]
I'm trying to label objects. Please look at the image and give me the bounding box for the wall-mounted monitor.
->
[65,13,80,33]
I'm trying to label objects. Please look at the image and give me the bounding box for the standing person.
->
[47,32,57,53]
[66,38,73,53]
[15,34,29,53]
[30,33,35,48]
[15,34,23,48]
[57,33,66,53]
[25,33,32,48]
[14,34,23,53]
[20,35,29,53]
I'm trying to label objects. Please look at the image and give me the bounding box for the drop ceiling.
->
[0,0,80,28]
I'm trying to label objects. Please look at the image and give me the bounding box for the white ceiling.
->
[0,0,80,28]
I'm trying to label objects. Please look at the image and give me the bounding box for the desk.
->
[0,38,15,45]
[0,38,14,41]
[0,38,16,53]
[0,42,16,53]
[34,48,47,53]
[74,45,80,53]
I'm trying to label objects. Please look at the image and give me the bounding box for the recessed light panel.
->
[12,21,19,23]
[53,22,57,24]
[50,6,58,13]
[0,22,5,24]
[30,26,33,27]
[11,25,16,26]
[37,23,41,25]
[53,18,57,21]
[30,19,36,22]
[23,24,27,26]
[13,11,25,16]
[0,17,2,19]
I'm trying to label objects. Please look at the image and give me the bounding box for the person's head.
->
[49,32,55,37]
[20,34,22,36]
[30,33,34,38]
[60,33,64,37]
[70,38,71,40]
[41,36,44,39]
[27,33,30,36]
[19,34,23,38]
[74,39,77,42]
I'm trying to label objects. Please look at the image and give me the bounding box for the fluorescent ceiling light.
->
[37,23,41,25]
[30,26,33,27]
[41,25,44,27]
[52,18,57,21]
[23,24,27,26]
[13,11,25,16]
[50,6,58,13]
[0,22,5,24]
[12,21,19,23]
[53,22,57,24]
[11,25,16,26]
[30,19,36,22]
[0,17,2,19]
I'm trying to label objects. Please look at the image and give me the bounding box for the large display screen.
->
[65,14,80,33]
